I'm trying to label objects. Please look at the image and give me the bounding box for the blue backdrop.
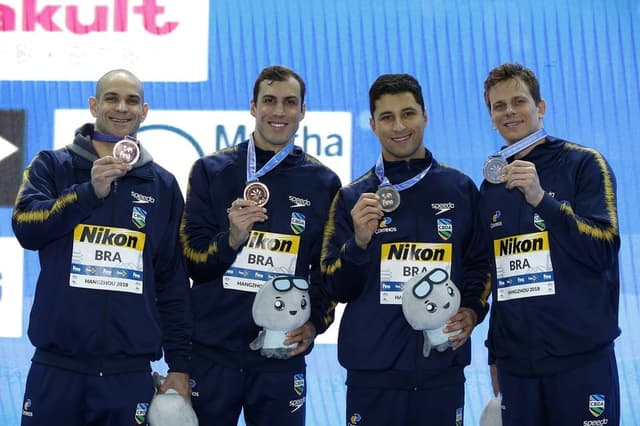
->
[0,0,638,424]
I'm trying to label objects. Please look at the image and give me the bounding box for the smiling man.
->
[179,65,341,426]
[320,73,490,426]
[479,63,621,426]
[12,69,192,426]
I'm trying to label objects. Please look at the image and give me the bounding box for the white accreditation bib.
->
[379,242,452,305]
[494,231,555,301]
[223,230,300,293]
[70,224,145,294]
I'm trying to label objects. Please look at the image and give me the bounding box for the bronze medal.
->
[243,181,270,206]
[113,139,140,165]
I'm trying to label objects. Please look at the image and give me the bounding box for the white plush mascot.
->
[147,372,198,426]
[250,276,310,359]
[401,268,461,357]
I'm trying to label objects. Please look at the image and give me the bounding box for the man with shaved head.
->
[13,69,192,426]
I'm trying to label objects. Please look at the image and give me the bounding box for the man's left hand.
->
[158,371,191,401]
[444,307,478,350]
[284,321,317,357]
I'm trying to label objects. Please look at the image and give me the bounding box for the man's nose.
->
[393,119,406,131]
[274,101,285,114]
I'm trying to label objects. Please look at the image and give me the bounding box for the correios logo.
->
[0,0,177,34]
[0,0,209,81]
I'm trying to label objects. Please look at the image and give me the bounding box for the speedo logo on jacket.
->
[74,224,146,250]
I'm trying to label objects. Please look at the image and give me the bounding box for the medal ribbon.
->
[489,128,547,160]
[93,131,136,144]
[246,134,295,182]
[374,154,432,191]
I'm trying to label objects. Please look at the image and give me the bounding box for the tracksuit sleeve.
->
[179,159,239,283]
[535,152,619,271]
[308,177,342,335]
[156,182,193,374]
[321,190,372,303]
[308,233,336,335]
[12,151,102,250]
[459,185,492,325]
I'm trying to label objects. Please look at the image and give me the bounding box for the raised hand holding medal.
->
[483,128,547,184]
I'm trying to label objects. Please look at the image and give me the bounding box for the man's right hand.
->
[227,198,268,250]
[91,156,131,199]
[351,192,383,250]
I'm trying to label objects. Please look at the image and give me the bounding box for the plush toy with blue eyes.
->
[249,276,310,359]
[401,268,461,357]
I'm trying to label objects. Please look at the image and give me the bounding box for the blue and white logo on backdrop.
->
[54,109,352,196]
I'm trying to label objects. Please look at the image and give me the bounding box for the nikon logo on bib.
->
[70,224,146,294]
[379,242,452,305]
[223,231,301,293]
[76,225,145,249]
[493,231,555,301]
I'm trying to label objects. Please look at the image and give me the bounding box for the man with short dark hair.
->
[180,65,341,426]
[321,73,490,426]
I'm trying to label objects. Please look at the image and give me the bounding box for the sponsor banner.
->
[0,237,24,337]
[0,110,25,207]
[0,0,209,81]
[54,109,353,195]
